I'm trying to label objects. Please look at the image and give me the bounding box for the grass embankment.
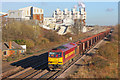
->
[2,20,91,62]
[67,25,118,78]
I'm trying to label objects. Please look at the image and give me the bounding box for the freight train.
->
[48,29,111,70]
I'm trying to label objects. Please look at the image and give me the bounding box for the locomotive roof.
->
[52,43,77,52]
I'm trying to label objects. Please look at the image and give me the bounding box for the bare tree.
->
[72,19,83,35]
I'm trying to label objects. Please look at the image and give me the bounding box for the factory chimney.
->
[9,41,12,49]
[84,8,85,12]
[79,8,81,11]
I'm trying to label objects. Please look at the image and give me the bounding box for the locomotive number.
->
[65,50,75,59]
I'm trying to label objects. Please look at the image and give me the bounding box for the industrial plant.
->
[0,2,88,35]
[0,1,117,79]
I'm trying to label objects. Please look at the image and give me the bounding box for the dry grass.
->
[67,25,118,78]
[2,19,107,62]
[2,20,92,52]
[2,20,92,62]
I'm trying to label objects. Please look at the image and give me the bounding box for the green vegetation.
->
[6,54,27,62]
[105,76,110,78]
[13,40,26,45]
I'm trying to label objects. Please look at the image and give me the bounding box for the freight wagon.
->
[48,29,111,70]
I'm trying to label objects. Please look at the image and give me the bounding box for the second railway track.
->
[4,29,111,80]
[7,42,98,80]
[37,40,103,80]
[8,61,48,79]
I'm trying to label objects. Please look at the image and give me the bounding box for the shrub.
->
[2,21,41,41]
[24,39,35,49]
[13,40,26,45]
[63,33,72,38]
[35,37,50,45]
[7,56,13,62]
[29,53,33,55]
[105,76,110,78]
[92,57,109,69]
[43,30,62,42]
[41,38,50,44]
[98,42,118,63]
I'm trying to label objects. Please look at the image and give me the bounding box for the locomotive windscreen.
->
[49,52,62,57]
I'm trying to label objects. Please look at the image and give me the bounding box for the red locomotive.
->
[48,29,111,70]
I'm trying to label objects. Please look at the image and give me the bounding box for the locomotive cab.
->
[48,43,77,71]
[48,50,63,70]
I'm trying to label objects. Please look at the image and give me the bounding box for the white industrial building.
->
[44,17,56,26]
[8,6,44,23]
[63,18,74,26]
[52,7,87,33]
[8,10,24,20]
[53,8,86,20]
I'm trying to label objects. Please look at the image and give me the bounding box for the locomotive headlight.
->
[48,61,52,63]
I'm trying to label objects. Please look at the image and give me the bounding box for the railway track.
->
[11,53,47,68]
[5,40,102,80]
[8,60,48,79]
[37,53,83,80]
[37,40,103,80]
[3,53,48,74]
[7,43,95,80]
[4,31,111,80]
[3,53,48,79]
[2,53,47,79]
[39,70,60,79]
[7,55,82,80]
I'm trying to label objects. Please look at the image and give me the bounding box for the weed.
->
[105,76,110,78]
